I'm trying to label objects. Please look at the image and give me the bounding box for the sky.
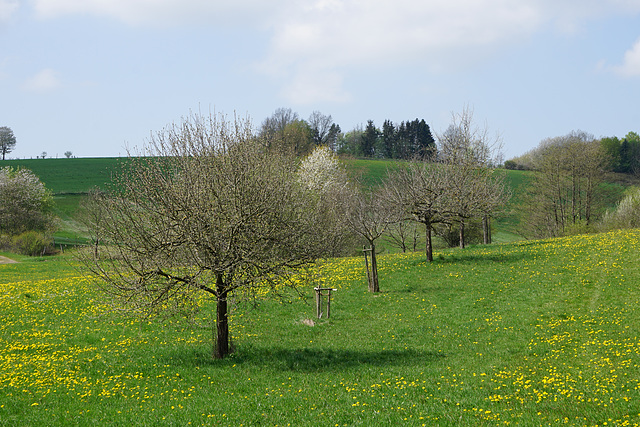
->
[1,0,640,160]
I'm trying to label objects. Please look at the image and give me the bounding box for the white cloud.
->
[612,38,640,77]
[28,0,640,102]
[31,0,289,27]
[0,0,19,22]
[261,0,640,103]
[261,0,544,103]
[281,65,351,104]
[23,68,62,93]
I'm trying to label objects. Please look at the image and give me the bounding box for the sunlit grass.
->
[2,229,640,425]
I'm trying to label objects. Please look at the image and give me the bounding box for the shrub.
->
[12,231,55,256]
[599,187,640,231]
[563,220,598,236]
[435,220,483,248]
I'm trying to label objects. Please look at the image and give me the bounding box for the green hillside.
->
[2,158,124,194]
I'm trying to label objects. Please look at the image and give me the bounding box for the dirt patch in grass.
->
[0,256,17,264]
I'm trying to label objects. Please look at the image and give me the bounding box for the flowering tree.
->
[0,167,54,235]
[298,146,348,193]
[297,145,354,257]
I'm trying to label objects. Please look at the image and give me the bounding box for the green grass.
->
[2,229,640,425]
[341,158,401,187]
[2,158,123,194]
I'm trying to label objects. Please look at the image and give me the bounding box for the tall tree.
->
[336,127,363,156]
[396,121,410,159]
[308,111,335,147]
[621,132,640,174]
[0,127,16,160]
[361,120,380,158]
[600,136,621,172]
[260,107,299,137]
[414,119,436,159]
[80,113,336,359]
[382,120,396,159]
[281,120,314,155]
[326,123,341,152]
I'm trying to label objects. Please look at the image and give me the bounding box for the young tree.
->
[0,167,54,234]
[436,107,505,248]
[384,220,421,253]
[345,184,400,292]
[80,113,336,359]
[0,127,16,160]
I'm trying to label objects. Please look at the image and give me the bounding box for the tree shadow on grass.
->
[159,346,447,372]
[430,249,531,266]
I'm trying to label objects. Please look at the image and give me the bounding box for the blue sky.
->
[1,0,640,160]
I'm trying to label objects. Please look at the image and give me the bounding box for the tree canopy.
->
[0,127,16,160]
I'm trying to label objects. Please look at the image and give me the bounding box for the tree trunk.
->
[369,241,380,293]
[482,215,491,244]
[425,221,433,262]
[214,273,230,359]
[459,219,465,249]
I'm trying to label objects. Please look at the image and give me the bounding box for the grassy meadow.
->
[2,157,639,425]
[2,229,640,425]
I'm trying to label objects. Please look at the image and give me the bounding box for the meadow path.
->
[0,256,17,264]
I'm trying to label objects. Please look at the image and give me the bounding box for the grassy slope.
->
[2,230,640,425]
[1,158,628,246]
[2,158,123,194]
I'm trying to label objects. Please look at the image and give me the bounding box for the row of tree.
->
[258,108,437,160]
[80,108,509,359]
[336,119,436,159]
[600,131,640,174]
[516,131,618,238]
[259,108,341,155]
[506,131,640,176]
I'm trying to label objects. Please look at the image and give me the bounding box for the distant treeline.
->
[336,119,435,160]
[506,131,640,175]
[259,108,435,160]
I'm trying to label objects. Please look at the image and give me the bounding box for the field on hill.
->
[2,229,640,425]
[3,157,537,246]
